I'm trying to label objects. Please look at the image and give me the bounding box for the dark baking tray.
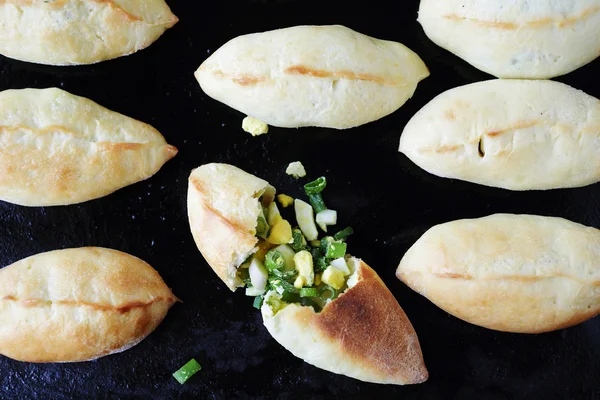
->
[0,1,599,399]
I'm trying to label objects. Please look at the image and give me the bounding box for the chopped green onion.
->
[319,286,338,300]
[299,287,318,297]
[253,295,264,309]
[307,193,327,214]
[173,359,202,384]
[281,291,301,303]
[325,242,347,259]
[320,236,334,250]
[269,278,297,294]
[270,269,298,280]
[265,250,285,271]
[314,256,328,273]
[291,228,308,252]
[304,176,327,194]
[256,216,268,236]
[334,227,354,241]
[301,297,320,311]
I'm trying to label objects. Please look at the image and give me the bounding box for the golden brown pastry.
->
[195,25,429,130]
[0,88,177,206]
[397,214,600,333]
[0,0,178,65]
[0,247,177,362]
[187,163,427,385]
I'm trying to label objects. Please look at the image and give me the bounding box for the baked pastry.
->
[0,0,178,65]
[0,247,177,362]
[187,163,428,384]
[0,88,177,206]
[399,79,600,190]
[418,0,600,79]
[397,214,600,333]
[195,25,429,130]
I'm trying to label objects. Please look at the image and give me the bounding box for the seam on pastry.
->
[189,176,256,236]
[1,295,175,312]
[433,272,600,286]
[285,65,398,87]
[443,6,600,30]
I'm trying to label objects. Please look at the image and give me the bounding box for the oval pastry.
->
[195,25,429,129]
[399,79,600,190]
[0,88,177,206]
[0,0,178,65]
[397,214,600,333]
[0,247,177,362]
[418,0,600,79]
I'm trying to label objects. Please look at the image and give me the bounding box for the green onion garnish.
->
[299,287,318,298]
[320,236,334,250]
[270,269,297,280]
[325,242,347,259]
[256,216,268,236]
[314,256,328,273]
[304,177,327,194]
[333,227,354,241]
[265,250,285,271]
[319,286,338,300]
[253,295,264,309]
[308,193,327,214]
[291,228,308,252]
[173,359,202,384]
[281,291,301,303]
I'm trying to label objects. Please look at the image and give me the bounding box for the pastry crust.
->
[262,257,428,385]
[195,25,429,129]
[418,0,600,79]
[397,214,600,333]
[187,163,275,291]
[0,88,177,206]
[0,247,177,363]
[0,0,178,65]
[399,79,600,190]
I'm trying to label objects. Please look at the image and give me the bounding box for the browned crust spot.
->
[211,70,265,86]
[1,295,176,313]
[314,262,428,383]
[285,65,391,85]
[444,6,600,29]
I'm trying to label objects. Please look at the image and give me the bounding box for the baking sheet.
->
[0,1,598,399]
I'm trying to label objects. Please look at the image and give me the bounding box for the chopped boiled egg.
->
[277,194,294,208]
[294,199,318,241]
[329,257,351,276]
[293,250,314,289]
[286,161,307,178]
[267,218,292,245]
[321,265,345,290]
[242,116,269,136]
[316,209,337,232]
[249,258,268,293]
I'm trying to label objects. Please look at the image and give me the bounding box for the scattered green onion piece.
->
[314,256,328,273]
[270,269,298,281]
[291,229,308,252]
[173,359,202,384]
[253,295,264,309]
[308,193,327,214]
[325,242,347,259]
[333,227,354,241]
[265,250,285,271]
[310,247,323,259]
[299,287,318,298]
[319,286,338,300]
[301,297,320,311]
[304,176,327,194]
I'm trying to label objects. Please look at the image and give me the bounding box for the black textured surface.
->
[1,1,599,399]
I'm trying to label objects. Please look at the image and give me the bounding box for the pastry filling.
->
[237,176,356,314]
